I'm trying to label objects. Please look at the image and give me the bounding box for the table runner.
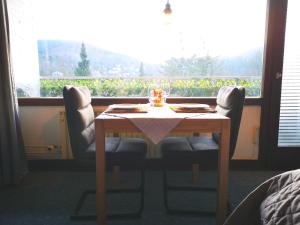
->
[127,106,182,144]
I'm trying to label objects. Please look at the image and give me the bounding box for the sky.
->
[32,0,267,64]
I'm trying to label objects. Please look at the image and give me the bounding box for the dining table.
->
[95,104,231,225]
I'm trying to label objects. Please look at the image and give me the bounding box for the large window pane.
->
[278,0,300,147]
[10,0,267,97]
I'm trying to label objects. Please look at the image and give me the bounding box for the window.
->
[9,0,267,97]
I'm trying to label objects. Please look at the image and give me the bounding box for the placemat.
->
[169,104,216,113]
[104,104,149,113]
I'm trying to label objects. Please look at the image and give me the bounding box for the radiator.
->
[25,144,61,159]
[24,111,72,160]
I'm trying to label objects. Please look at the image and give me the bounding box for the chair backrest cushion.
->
[63,85,95,158]
[213,86,245,158]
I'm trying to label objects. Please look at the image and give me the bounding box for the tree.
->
[162,55,219,77]
[74,43,91,76]
[139,62,145,76]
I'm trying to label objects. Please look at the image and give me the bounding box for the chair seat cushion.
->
[161,136,219,162]
[84,137,147,162]
[109,138,147,162]
[161,137,192,160]
[187,136,219,151]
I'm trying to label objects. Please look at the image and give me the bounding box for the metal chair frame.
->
[163,170,232,216]
[71,170,145,220]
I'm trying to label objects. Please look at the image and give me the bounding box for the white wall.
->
[19,106,261,160]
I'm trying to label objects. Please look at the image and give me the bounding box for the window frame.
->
[260,0,300,169]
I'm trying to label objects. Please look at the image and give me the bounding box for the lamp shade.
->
[163,1,172,15]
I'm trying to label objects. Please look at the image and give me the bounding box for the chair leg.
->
[70,170,145,221]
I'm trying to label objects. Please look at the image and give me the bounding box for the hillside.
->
[38,40,263,77]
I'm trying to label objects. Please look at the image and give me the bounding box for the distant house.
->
[52,71,64,77]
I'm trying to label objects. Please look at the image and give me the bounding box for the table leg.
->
[216,119,231,225]
[96,120,107,225]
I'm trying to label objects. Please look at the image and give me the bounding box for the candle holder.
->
[148,81,170,107]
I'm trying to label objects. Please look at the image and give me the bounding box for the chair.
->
[63,85,147,220]
[223,169,300,225]
[160,86,245,216]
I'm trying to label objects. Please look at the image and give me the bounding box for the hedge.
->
[40,77,261,97]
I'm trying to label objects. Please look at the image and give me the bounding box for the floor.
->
[0,170,283,225]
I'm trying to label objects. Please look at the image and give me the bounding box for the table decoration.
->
[148,81,170,107]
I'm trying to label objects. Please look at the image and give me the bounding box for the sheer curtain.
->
[0,0,28,186]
